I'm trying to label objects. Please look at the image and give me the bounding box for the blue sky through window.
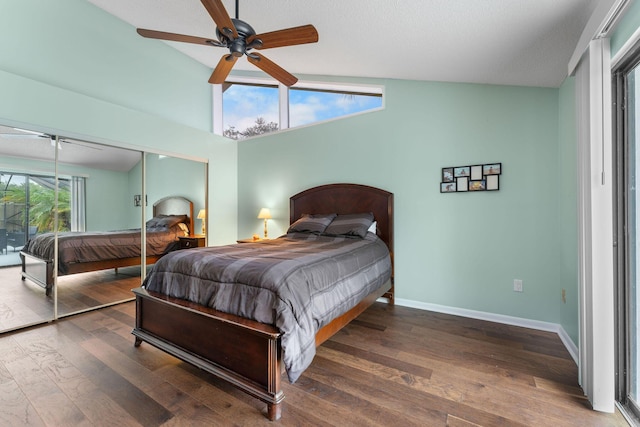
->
[290,89,382,127]
[223,84,279,133]
[222,83,382,137]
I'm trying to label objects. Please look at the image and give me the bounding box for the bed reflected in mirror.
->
[50,138,144,317]
[144,152,207,273]
[0,126,208,332]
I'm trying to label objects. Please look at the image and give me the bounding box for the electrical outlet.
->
[513,279,523,292]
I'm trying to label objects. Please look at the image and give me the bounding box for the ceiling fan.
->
[0,128,101,151]
[136,0,319,87]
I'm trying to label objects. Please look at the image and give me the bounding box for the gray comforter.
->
[142,232,392,382]
[23,226,182,274]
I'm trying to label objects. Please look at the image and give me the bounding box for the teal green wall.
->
[0,0,584,342]
[0,0,211,130]
[64,163,134,231]
[0,0,238,244]
[557,77,579,342]
[238,76,578,340]
[611,0,640,58]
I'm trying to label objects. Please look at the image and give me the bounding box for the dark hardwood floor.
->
[0,295,630,426]
[0,265,140,332]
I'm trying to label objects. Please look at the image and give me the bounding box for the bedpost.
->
[267,402,282,421]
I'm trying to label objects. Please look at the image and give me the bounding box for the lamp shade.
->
[257,208,272,219]
[197,209,206,219]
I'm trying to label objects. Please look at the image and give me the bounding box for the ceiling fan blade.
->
[247,53,298,87]
[137,28,223,47]
[248,25,318,50]
[0,133,45,140]
[209,54,238,84]
[200,0,238,39]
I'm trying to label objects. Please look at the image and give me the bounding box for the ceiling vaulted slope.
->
[86,0,599,88]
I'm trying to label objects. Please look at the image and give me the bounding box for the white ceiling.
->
[0,126,141,173]
[86,0,599,88]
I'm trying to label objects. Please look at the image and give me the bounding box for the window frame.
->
[213,76,384,139]
[613,40,640,425]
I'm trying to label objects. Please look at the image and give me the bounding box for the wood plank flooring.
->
[0,299,630,426]
[0,265,140,332]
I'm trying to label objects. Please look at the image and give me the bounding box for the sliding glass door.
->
[0,173,69,262]
[0,127,56,332]
[614,52,640,423]
[0,173,28,257]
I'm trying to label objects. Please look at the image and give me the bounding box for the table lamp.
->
[257,208,271,239]
[197,209,206,235]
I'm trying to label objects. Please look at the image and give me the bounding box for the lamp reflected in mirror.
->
[197,209,206,235]
[257,208,271,239]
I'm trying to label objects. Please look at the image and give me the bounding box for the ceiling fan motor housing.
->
[217,18,257,57]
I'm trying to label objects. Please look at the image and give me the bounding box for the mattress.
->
[142,232,392,382]
[23,226,183,274]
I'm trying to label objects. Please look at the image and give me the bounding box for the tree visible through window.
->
[0,173,71,235]
[217,79,383,140]
[224,117,279,139]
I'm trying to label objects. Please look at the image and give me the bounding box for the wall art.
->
[440,162,501,193]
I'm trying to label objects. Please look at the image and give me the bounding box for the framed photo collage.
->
[440,162,501,193]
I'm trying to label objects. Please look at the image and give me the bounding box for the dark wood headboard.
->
[289,183,394,254]
[153,196,194,234]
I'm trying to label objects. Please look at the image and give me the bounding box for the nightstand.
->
[237,237,268,243]
[179,235,206,249]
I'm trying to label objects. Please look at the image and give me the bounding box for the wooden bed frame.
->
[19,196,193,296]
[131,183,394,420]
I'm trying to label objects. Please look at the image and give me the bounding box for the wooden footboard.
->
[20,251,54,295]
[132,279,392,421]
[20,251,161,297]
[132,287,285,420]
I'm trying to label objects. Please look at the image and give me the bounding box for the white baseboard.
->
[394,298,579,365]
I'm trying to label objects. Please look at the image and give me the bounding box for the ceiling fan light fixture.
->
[229,40,246,56]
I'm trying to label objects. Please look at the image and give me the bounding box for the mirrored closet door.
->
[0,124,208,334]
[0,125,56,332]
[145,152,207,254]
[54,138,144,318]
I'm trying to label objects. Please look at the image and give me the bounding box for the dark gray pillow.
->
[287,213,337,234]
[146,214,188,229]
[323,212,374,238]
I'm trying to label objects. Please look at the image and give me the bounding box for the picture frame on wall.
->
[441,182,456,193]
[471,165,483,180]
[454,166,470,178]
[469,180,486,191]
[486,174,499,190]
[440,162,502,193]
[483,163,501,175]
[442,167,454,182]
[457,177,469,192]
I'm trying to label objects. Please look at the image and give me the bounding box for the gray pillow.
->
[146,214,188,229]
[323,212,374,238]
[287,213,337,234]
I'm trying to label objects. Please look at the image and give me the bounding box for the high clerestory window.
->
[213,77,384,140]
